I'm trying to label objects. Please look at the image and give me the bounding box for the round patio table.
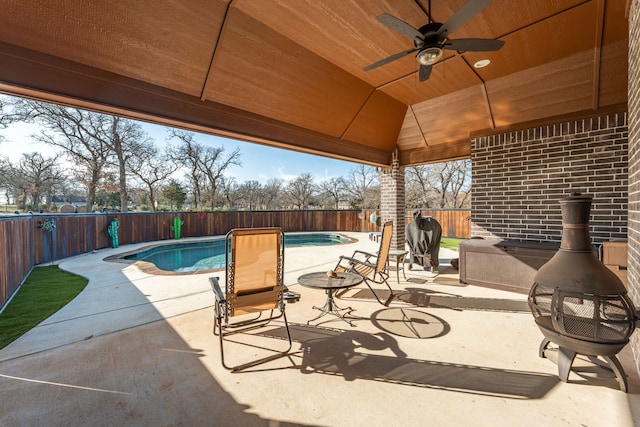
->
[297,271,363,326]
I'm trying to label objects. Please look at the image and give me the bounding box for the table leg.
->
[308,289,356,326]
[394,255,400,283]
[388,253,407,283]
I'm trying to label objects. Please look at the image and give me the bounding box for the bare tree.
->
[405,160,471,208]
[168,129,241,210]
[219,176,242,210]
[98,116,154,212]
[0,155,18,208]
[318,177,347,209]
[405,165,434,208]
[435,160,471,208]
[11,152,65,211]
[55,179,85,205]
[14,100,112,211]
[198,143,241,210]
[284,173,316,209]
[343,164,379,208]
[0,94,20,131]
[238,180,263,210]
[262,178,284,210]
[168,130,204,209]
[128,144,178,211]
[0,156,10,190]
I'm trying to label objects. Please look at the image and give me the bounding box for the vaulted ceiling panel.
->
[487,49,595,127]
[402,138,472,165]
[397,109,427,152]
[597,0,628,107]
[234,0,428,88]
[423,0,587,40]
[204,8,373,138]
[464,1,599,82]
[411,85,493,146]
[603,0,629,43]
[0,0,225,97]
[341,91,406,151]
[598,40,628,107]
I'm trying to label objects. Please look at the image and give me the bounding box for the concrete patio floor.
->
[1,232,640,426]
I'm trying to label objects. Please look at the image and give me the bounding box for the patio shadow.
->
[266,324,557,400]
[349,288,530,313]
[0,311,310,426]
[369,307,450,339]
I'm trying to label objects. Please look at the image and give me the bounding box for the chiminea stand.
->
[538,338,629,392]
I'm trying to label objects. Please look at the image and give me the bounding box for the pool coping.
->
[103,232,358,276]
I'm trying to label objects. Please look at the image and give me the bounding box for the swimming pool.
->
[119,233,354,273]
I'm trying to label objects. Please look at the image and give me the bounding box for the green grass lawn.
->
[440,237,465,251]
[0,265,88,350]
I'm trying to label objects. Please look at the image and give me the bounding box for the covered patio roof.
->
[0,0,628,168]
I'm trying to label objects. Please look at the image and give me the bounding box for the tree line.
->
[0,95,470,213]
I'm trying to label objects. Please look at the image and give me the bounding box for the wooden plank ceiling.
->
[0,0,628,168]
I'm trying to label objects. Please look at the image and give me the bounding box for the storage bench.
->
[459,239,559,294]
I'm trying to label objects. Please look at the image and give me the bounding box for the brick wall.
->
[470,113,628,245]
[627,0,640,374]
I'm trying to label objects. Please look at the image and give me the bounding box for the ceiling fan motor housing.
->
[416,22,443,48]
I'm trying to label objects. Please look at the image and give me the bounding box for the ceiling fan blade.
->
[444,38,505,52]
[377,14,424,42]
[419,64,433,81]
[363,48,418,71]
[437,0,493,37]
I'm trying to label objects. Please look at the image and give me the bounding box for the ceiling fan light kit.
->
[364,0,504,82]
[416,47,443,66]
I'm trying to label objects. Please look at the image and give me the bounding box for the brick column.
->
[380,152,405,250]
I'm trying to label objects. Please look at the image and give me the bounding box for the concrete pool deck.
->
[1,232,640,426]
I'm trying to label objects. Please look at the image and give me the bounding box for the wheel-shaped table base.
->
[298,271,363,327]
[308,289,355,326]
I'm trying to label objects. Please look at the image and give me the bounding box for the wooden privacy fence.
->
[0,209,470,309]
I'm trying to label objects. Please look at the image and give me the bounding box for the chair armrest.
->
[350,250,378,262]
[339,255,375,269]
[353,249,377,257]
[209,277,225,302]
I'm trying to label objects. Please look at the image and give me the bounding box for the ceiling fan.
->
[364,0,505,81]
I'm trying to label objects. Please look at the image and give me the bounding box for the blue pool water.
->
[124,233,352,272]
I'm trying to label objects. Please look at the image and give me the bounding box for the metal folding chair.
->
[210,227,292,371]
[334,221,395,306]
